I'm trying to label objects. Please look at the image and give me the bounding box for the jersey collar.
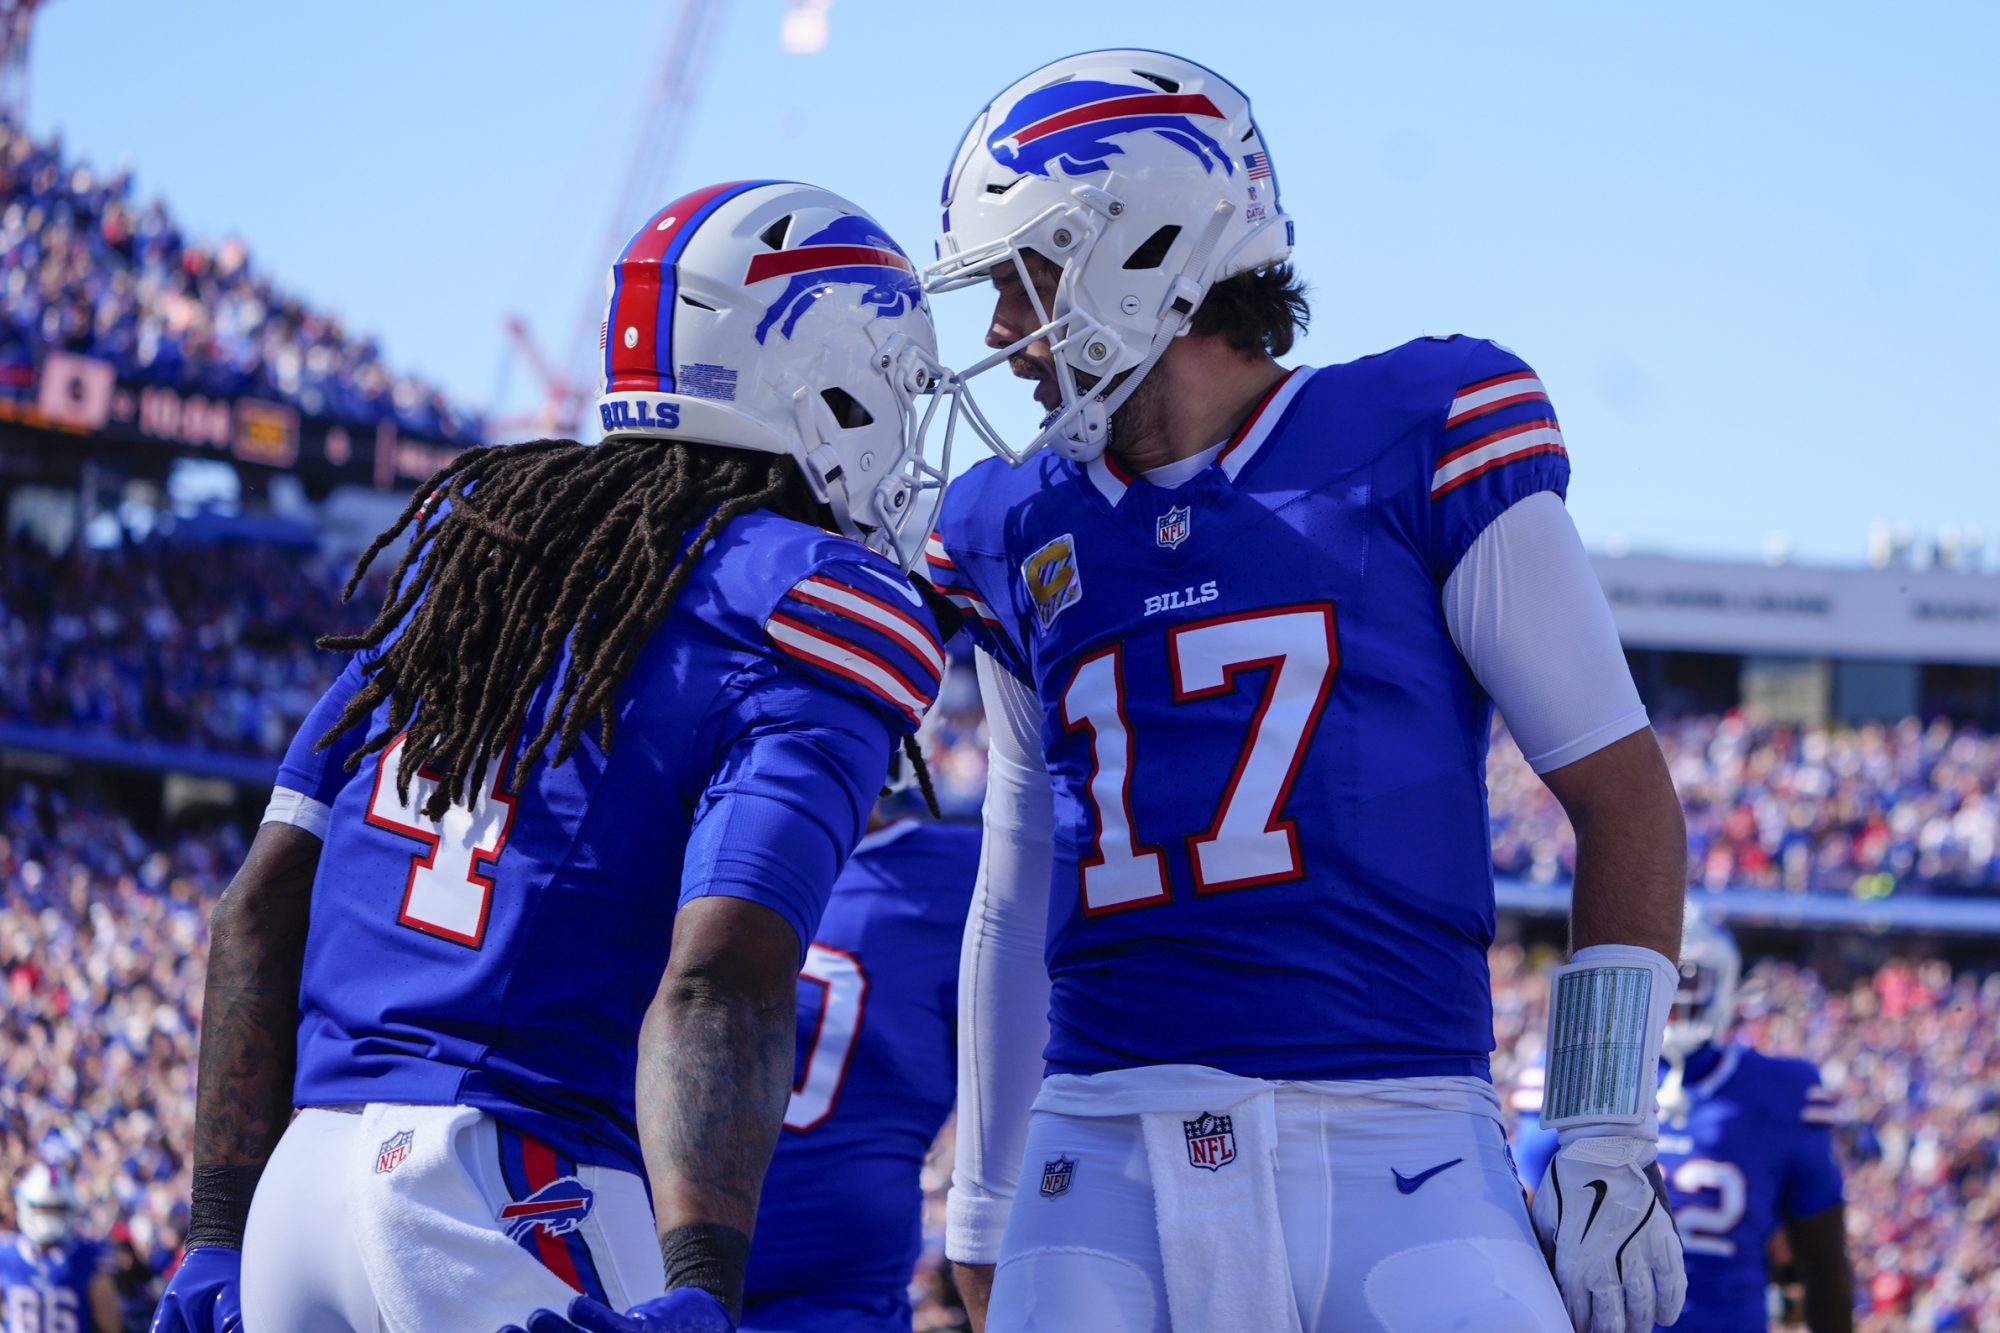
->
[1081,366,1315,506]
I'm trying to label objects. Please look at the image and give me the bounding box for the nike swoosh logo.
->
[1580,1178,1610,1239]
[853,563,926,608]
[1391,1158,1464,1194]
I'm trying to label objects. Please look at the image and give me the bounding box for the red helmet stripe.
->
[1010,93,1224,147]
[606,180,760,394]
[744,244,914,285]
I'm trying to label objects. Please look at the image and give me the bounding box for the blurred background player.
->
[149,181,961,1333]
[922,49,1686,1333]
[740,762,982,1333]
[2,1165,120,1333]
[1515,910,1853,1331]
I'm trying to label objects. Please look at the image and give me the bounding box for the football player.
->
[2,1165,121,1333]
[1516,912,1853,1331]
[921,50,1688,1333]
[740,780,982,1333]
[150,182,966,1333]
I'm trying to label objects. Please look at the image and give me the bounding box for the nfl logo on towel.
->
[374,1129,413,1175]
[1183,1112,1236,1171]
[1040,1155,1075,1198]
[1156,504,1192,550]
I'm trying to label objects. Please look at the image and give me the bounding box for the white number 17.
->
[1060,604,1339,915]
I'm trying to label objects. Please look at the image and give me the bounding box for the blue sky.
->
[31,1,1997,564]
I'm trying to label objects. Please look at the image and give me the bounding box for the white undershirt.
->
[946,490,1647,1262]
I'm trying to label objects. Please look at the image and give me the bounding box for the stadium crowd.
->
[4,780,1995,1329]
[16,533,1999,896]
[0,119,483,442]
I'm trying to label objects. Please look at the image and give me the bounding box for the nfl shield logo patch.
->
[1022,533,1082,630]
[1039,1155,1075,1198]
[1156,504,1192,550]
[374,1129,413,1175]
[1183,1112,1236,1172]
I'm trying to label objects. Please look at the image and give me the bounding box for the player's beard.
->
[1036,361,1168,461]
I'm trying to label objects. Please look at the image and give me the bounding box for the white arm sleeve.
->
[261,785,331,840]
[946,648,1055,1264]
[1442,491,1648,773]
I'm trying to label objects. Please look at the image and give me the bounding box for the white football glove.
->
[1531,1134,1686,1332]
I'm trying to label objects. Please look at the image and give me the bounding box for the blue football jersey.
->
[929,337,1569,1079]
[1510,1045,1844,1332]
[742,818,980,1333]
[0,1235,103,1333]
[278,510,945,1173]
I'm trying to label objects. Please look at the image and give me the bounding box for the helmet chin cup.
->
[1057,398,1109,462]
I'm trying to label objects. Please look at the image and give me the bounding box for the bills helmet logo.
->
[497,1175,596,1242]
[1040,1155,1076,1198]
[1183,1111,1236,1172]
[747,215,920,344]
[1022,532,1082,630]
[374,1129,413,1175]
[988,80,1234,179]
[1156,504,1192,550]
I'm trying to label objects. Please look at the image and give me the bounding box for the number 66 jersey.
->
[929,336,1571,1081]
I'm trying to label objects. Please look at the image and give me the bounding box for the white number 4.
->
[366,733,519,948]
[1061,604,1338,915]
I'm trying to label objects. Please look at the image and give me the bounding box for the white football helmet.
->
[924,49,1293,464]
[1663,907,1742,1059]
[13,1163,77,1247]
[594,180,968,569]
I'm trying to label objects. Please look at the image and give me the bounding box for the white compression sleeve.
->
[1442,491,1648,773]
[946,649,1055,1264]
[261,785,330,840]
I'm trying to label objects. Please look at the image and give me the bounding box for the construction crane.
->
[0,0,43,125]
[491,0,725,439]
[494,0,839,440]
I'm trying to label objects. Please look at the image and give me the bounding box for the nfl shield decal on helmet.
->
[1040,1155,1076,1198]
[497,1176,596,1242]
[1023,533,1082,630]
[374,1129,413,1175]
[1183,1112,1236,1171]
[1156,504,1192,550]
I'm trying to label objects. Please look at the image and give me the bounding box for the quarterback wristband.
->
[660,1222,751,1323]
[1541,943,1677,1140]
[186,1164,262,1250]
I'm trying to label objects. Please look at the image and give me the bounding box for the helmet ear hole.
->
[1122,225,1181,271]
[820,387,875,430]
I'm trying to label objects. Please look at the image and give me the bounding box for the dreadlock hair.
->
[318,435,820,820]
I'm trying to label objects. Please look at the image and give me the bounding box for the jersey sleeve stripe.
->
[944,588,1003,628]
[767,614,931,725]
[1437,415,1564,470]
[924,532,959,571]
[789,577,945,679]
[1456,368,1542,400]
[1430,426,1568,499]
[1447,375,1549,428]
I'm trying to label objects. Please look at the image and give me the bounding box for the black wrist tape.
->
[186,1165,262,1250]
[659,1222,751,1323]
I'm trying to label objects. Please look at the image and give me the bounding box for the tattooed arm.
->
[193,821,321,1174]
[637,895,801,1316]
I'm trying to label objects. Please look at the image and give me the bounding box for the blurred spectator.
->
[0,120,482,443]
[1486,713,2000,895]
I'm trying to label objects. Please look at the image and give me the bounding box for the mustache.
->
[1009,353,1046,379]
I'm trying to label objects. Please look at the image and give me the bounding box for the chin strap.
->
[1048,198,1238,463]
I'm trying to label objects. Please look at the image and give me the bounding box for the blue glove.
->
[500,1289,735,1333]
[150,1247,244,1333]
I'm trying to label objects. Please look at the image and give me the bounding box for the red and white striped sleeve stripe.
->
[1445,370,1550,429]
[924,532,1002,629]
[766,614,934,728]
[1801,1084,1840,1126]
[1430,417,1567,499]
[786,575,946,681]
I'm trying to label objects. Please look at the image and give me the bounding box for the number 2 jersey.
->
[743,818,980,1333]
[929,336,1571,1081]
[273,509,945,1175]
[1513,1044,1845,1331]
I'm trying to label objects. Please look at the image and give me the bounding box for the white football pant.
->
[987,1079,1569,1333]
[242,1105,664,1332]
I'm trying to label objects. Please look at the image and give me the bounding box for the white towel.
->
[1139,1088,1303,1333]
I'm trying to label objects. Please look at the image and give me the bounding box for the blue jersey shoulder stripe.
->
[765,608,936,728]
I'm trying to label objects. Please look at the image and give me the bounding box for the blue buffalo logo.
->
[497,1175,595,1242]
[988,80,1234,179]
[746,215,920,344]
